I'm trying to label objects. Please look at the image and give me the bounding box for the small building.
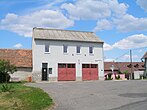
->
[0,49,32,81]
[104,62,145,80]
[32,28,104,81]
[142,52,147,75]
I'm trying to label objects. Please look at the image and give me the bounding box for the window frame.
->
[45,44,50,53]
[63,45,68,53]
[89,46,94,54]
[76,46,81,54]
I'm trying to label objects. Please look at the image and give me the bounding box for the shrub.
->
[140,74,143,79]
[105,73,113,80]
[0,60,17,83]
[115,75,120,80]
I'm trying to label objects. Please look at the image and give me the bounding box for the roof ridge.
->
[0,48,32,51]
[33,27,94,33]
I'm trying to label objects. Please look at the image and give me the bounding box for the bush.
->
[0,73,10,83]
[105,73,113,80]
[115,75,120,80]
[0,60,17,83]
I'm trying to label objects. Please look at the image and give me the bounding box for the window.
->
[58,64,66,68]
[63,45,68,53]
[89,46,93,54]
[76,46,81,53]
[45,44,49,53]
[91,64,97,68]
[67,64,75,68]
[82,64,90,68]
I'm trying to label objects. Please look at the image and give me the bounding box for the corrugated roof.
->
[0,49,32,68]
[104,62,145,73]
[33,28,103,43]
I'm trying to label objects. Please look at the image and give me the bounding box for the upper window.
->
[45,44,49,53]
[63,45,68,53]
[89,46,93,54]
[76,46,81,53]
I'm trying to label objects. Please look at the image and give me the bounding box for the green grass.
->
[0,82,53,110]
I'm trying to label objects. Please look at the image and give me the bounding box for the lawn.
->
[0,82,53,110]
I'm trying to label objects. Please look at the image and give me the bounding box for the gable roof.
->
[33,27,103,43]
[142,52,147,59]
[104,62,145,73]
[0,49,32,68]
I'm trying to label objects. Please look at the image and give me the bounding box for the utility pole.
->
[130,50,133,80]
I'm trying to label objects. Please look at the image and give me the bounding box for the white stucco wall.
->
[32,39,104,81]
[10,67,32,81]
[145,58,147,73]
[134,71,144,79]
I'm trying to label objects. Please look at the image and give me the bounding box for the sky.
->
[0,0,147,62]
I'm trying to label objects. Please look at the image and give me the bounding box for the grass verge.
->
[0,82,53,110]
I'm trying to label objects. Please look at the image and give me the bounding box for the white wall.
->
[10,67,32,81]
[134,71,144,79]
[32,39,104,81]
[145,59,147,73]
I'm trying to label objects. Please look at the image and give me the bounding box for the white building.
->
[32,28,104,81]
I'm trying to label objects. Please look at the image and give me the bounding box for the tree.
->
[123,70,129,80]
[0,60,17,83]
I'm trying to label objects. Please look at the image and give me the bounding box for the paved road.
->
[27,80,147,110]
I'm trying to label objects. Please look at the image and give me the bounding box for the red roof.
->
[0,49,32,68]
[104,62,145,73]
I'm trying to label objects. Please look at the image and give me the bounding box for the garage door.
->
[58,63,76,81]
[82,64,98,81]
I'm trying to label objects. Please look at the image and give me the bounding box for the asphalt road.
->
[27,80,147,110]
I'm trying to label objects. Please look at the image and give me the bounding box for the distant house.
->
[32,28,104,81]
[104,62,145,79]
[0,49,32,81]
[142,52,147,75]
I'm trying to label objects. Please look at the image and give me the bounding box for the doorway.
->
[42,63,48,81]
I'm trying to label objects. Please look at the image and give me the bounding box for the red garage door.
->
[58,63,76,81]
[82,64,98,81]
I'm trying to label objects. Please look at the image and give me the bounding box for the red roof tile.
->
[0,49,32,68]
[104,62,145,73]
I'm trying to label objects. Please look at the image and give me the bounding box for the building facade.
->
[104,62,145,80]
[32,28,104,81]
[142,52,147,75]
[0,49,32,81]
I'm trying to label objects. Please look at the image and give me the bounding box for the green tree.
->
[123,70,129,74]
[0,60,17,83]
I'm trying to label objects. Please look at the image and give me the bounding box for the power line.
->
[114,50,130,61]
[113,47,147,61]
[132,47,147,51]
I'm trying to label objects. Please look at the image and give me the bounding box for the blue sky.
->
[0,0,147,62]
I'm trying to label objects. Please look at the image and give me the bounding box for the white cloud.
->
[136,0,147,11]
[0,10,74,37]
[103,34,147,50]
[62,0,147,33]
[113,34,147,49]
[0,0,147,37]
[61,0,128,20]
[13,43,23,48]
[103,43,113,51]
[104,58,115,62]
[94,19,112,31]
[113,14,147,32]
[61,0,112,20]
